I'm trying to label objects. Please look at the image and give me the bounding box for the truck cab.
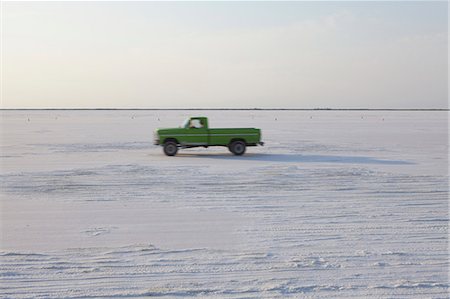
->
[178,117,210,147]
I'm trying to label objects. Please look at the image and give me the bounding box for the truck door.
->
[184,118,208,146]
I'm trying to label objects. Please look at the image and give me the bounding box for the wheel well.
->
[229,138,246,146]
[163,138,179,145]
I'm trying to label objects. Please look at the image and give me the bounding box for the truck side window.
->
[189,119,203,129]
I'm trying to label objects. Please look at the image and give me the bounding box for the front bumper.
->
[153,131,160,145]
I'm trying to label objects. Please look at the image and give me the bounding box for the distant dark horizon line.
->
[1,108,449,111]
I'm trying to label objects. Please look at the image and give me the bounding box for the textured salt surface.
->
[1,110,448,298]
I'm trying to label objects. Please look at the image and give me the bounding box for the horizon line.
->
[1,108,449,111]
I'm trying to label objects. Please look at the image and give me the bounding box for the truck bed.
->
[208,128,261,146]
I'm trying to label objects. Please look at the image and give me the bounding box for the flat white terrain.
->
[1,110,448,298]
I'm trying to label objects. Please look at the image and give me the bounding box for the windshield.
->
[181,118,190,128]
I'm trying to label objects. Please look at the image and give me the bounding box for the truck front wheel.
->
[229,140,246,156]
[163,141,178,156]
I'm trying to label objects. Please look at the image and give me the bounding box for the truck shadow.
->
[177,153,414,165]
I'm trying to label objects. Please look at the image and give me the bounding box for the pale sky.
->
[1,1,448,109]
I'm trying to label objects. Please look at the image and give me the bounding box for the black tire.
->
[163,141,178,156]
[229,140,246,156]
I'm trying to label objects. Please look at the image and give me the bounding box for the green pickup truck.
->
[154,117,264,156]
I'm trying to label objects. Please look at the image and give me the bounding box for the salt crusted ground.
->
[1,110,448,298]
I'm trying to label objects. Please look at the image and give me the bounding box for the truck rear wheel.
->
[163,141,178,156]
[229,140,246,156]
